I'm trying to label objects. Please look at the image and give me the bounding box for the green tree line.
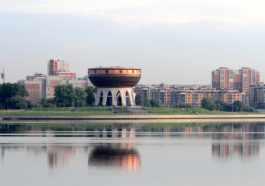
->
[40,85,96,108]
[136,94,256,112]
[135,95,161,107]
[0,83,97,109]
[201,97,256,112]
[0,83,29,109]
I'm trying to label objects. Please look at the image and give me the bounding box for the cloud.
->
[1,0,265,30]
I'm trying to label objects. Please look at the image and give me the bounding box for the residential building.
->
[24,73,46,103]
[45,76,63,99]
[238,67,260,94]
[249,83,265,109]
[212,67,235,90]
[212,67,260,95]
[45,76,91,99]
[170,89,245,106]
[48,59,70,76]
[22,60,92,102]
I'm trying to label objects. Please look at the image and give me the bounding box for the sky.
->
[1,0,265,84]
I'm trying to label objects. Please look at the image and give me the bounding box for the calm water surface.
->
[0,121,265,186]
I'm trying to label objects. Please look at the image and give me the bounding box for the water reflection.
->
[88,144,140,171]
[212,143,260,160]
[0,144,78,169]
[1,122,265,186]
[0,122,265,164]
[48,145,76,169]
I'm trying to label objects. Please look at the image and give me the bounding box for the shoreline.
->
[2,114,265,121]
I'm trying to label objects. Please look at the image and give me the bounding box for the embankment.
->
[1,114,265,121]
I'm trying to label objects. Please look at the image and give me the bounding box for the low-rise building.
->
[45,76,91,99]
[24,79,45,103]
[136,85,246,107]
[24,73,46,103]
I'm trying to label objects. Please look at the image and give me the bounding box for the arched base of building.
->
[95,88,136,106]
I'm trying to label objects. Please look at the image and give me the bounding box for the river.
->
[0,121,264,186]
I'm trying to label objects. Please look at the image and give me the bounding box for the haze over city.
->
[1,0,265,84]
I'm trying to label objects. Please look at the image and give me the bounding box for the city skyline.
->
[1,59,263,85]
[1,0,265,84]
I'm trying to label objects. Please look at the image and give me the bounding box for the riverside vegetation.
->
[0,83,257,115]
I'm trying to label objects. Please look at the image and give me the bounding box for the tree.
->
[242,105,256,112]
[201,97,215,110]
[75,87,86,107]
[233,101,243,112]
[143,99,151,107]
[0,83,28,109]
[54,84,76,107]
[150,98,160,107]
[9,96,28,109]
[40,98,56,108]
[85,86,96,106]
[174,104,193,108]
[135,95,142,106]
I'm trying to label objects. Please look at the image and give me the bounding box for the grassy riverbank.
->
[0,107,258,116]
[145,107,254,115]
[0,107,116,115]
[0,122,246,132]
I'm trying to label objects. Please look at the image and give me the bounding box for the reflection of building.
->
[88,144,140,171]
[1,122,264,165]
[210,124,264,160]
[48,145,76,169]
[212,143,260,159]
[88,67,141,106]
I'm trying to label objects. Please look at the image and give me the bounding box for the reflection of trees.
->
[88,144,140,171]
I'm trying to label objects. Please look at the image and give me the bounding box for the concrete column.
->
[95,89,100,105]
[102,89,108,106]
[112,89,117,106]
[95,87,136,106]
[132,92,136,105]
[121,89,126,106]
[129,90,134,106]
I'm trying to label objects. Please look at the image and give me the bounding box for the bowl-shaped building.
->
[88,67,141,106]
[88,67,141,88]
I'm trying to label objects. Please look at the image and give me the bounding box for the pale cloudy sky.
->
[1,0,265,84]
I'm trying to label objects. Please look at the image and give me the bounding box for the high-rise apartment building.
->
[212,67,260,94]
[212,67,235,90]
[239,67,260,94]
[48,59,70,75]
